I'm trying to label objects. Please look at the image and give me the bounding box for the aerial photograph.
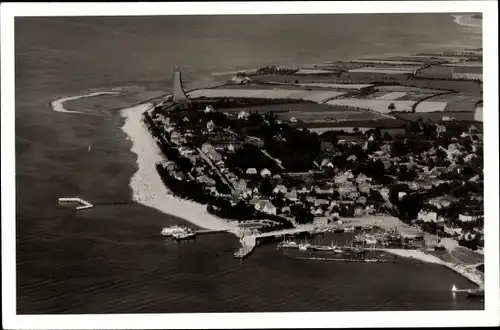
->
[11,8,490,320]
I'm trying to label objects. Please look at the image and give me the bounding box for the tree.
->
[383,131,393,141]
[294,205,314,224]
[388,103,396,112]
[259,178,274,196]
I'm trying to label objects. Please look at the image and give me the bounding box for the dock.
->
[57,197,94,210]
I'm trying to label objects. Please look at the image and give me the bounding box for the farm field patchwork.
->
[416,66,453,79]
[396,111,475,121]
[350,59,425,66]
[452,73,483,81]
[442,61,482,67]
[326,98,414,113]
[281,109,387,122]
[374,92,409,100]
[348,67,418,74]
[296,83,373,90]
[187,88,346,103]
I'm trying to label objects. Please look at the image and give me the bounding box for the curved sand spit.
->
[120,103,238,234]
[51,92,120,114]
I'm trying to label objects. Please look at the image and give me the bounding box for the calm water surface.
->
[15,14,483,313]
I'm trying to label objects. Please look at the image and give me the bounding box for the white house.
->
[204,105,214,113]
[444,225,463,236]
[263,202,277,215]
[260,168,272,178]
[458,213,479,223]
[312,208,324,216]
[246,168,258,175]
[320,158,334,168]
[207,120,216,132]
[418,211,437,223]
[398,191,407,200]
[290,117,298,123]
[347,154,357,162]
[238,110,249,120]
[273,184,288,195]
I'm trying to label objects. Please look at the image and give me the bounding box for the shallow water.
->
[15,14,483,313]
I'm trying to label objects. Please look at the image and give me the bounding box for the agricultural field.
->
[442,61,482,67]
[187,88,346,103]
[250,74,345,84]
[340,71,411,81]
[299,118,406,129]
[452,73,483,81]
[416,65,453,79]
[383,56,446,64]
[413,101,449,112]
[348,66,419,74]
[449,66,482,74]
[222,102,336,113]
[417,65,482,80]
[326,98,414,113]
[279,109,388,122]
[417,93,482,112]
[296,83,374,90]
[374,85,442,94]
[396,111,476,122]
[350,59,425,66]
[295,69,337,75]
[399,79,482,93]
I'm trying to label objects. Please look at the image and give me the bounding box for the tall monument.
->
[172,66,191,109]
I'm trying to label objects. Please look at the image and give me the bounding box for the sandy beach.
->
[51,92,120,114]
[120,103,238,233]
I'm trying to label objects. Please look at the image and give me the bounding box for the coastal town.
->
[142,48,484,290]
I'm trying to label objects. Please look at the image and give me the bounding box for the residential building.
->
[458,213,480,223]
[273,184,288,195]
[207,120,216,132]
[238,110,249,120]
[418,211,437,223]
[246,168,258,175]
[260,168,272,178]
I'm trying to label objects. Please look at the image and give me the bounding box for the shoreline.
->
[381,249,483,287]
[51,91,121,114]
[120,102,239,235]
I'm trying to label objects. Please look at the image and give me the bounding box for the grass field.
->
[348,67,417,74]
[416,66,453,79]
[296,83,373,90]
[298,118,405,129]
[280,109,387,122]
[187,88,346,103]
[327,98,415,113]
[396,112,475,121]
[399,79,482,93]
[452,73,483,81]
[374,85,441,94]
[350,59,425,66]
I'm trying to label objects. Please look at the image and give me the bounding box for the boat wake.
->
[51,91,121,114]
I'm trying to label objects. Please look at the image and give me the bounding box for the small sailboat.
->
[88,144,92,152]
[451,284,458,292]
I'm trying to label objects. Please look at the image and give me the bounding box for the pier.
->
[57,197,94,210]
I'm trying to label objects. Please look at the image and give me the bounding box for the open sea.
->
[15,14,483,313]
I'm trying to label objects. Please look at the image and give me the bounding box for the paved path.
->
[196,148,235,192]
[261,149,285,170]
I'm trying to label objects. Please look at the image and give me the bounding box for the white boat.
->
[161,225,186,237]
[173,231,196,240]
